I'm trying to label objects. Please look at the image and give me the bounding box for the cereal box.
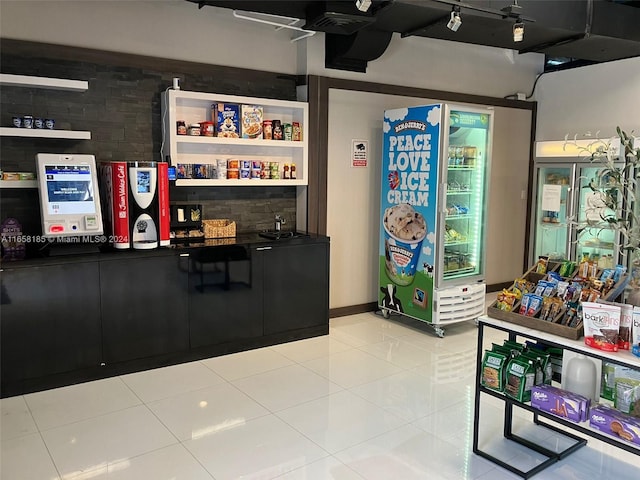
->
[241,105,263,139]
[212,103,240,138]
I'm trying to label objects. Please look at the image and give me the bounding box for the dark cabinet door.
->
[188,245,263,348]
[262,243,329,335]
[1,262,102,383]
[100,254,189,363]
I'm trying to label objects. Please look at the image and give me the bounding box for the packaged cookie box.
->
[241,105,263,139]
[589,404,640,446]
[531,384,590,423]
[212,103,240,138]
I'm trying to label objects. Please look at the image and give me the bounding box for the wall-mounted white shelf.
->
[0,128,91,140]
[0,73,88,91]
[0,180,38,189]
[175,178,306,187]
[0,127,91,140]
[162,89,308,187]
[176,136,304,149]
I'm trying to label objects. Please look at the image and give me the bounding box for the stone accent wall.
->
[0,43,301,236]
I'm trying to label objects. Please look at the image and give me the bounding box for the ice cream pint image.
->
[379,104,441,322]
[383,203,427,286]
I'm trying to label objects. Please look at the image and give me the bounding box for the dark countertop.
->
[0,232,330,269]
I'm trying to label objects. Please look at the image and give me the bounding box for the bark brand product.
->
[582,301,621,352]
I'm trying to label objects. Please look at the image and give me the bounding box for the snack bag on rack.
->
[632,307,640,358]
[496,290,518,312]
[536,255,549,274]
[504,357,535,402]
[481,350,507,392]
[582,302,621,352]
[618,303,633,350]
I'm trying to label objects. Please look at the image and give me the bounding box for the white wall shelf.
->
[0,128,91,140]
[175,178,306,187]
[0,180,38,189]
[162,89,308,187]
[0,73,88,91]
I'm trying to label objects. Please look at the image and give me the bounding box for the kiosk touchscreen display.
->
[36,153,104,237]
[44,164,96,215]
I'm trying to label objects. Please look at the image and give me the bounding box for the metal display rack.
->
[474,315,640,479]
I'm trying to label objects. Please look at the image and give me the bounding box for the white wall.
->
[535,56,640,141]
[303,33,543,99]
[0,0,299,74]
[327,90,532,309]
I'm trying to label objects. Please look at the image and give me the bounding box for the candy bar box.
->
[531,384,590,423]
[589,404,640,446]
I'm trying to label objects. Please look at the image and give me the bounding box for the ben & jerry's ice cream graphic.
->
[383,203,427,286]
[379,104,440,318]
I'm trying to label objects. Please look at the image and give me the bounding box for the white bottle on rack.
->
[564,354,598,402]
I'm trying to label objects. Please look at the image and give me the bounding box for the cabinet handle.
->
[179,253,190,257]
[256,246,272,251]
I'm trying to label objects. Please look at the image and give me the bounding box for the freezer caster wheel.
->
[381,308,390,319]
[434,327,445,338]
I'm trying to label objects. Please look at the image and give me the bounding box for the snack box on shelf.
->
[487,261,627,340]
[589,404,640,447]
[531,384,590,423]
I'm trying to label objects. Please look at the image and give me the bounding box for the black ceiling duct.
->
[303,1,377,35]
[325,28,393,72]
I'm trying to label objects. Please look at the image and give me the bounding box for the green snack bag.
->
[482,350,507,392]
[492,343,515,358]
[503,340,526,356]
[614,379,640,416]
[601,362,616,401]
[520,351,544,386]
[505,357,535,402]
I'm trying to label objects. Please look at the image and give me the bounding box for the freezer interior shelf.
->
[443,266,476,276]
[580,240,615,249]
[446,214,473,220]
[540,221,567,227]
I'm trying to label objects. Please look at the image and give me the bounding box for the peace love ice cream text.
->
[387,122,431,207]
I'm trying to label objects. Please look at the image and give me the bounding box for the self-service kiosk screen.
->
[44,164,96,215]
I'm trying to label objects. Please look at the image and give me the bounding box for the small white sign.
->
[351,139,368,168]
[541,184,562,212]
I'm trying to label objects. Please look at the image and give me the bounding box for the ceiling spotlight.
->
[513,17,524,42]
[356,0,372,12]
[447,7,462,32]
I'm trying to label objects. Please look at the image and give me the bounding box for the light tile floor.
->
[2,297,639,479]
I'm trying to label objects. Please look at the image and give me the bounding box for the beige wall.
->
[327,91,531,309]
